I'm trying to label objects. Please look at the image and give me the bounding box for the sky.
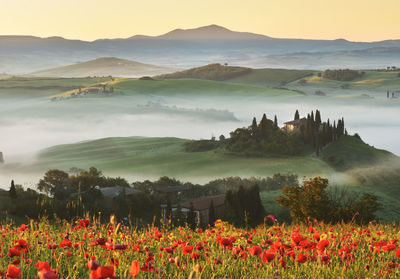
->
[1,0,399,42]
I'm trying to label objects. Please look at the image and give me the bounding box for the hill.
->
[321,135,396,171]
[227,68,315,86]
[156,64,252,81]
[1,26,400,74]
[150,24,271,40]
[30,137,329,180]
[30,57,175,78]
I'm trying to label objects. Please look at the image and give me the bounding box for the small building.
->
[283,118,307,133]
[162,194,225,226]
[98,186,139,208]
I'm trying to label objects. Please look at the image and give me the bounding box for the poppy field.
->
[1,218,400,279]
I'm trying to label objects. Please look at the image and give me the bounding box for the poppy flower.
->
[38,270,58,279]
[296,253,308,264]
[395,248,400,258]
[261,251,275,263]
[79,219,90,228]
[7,247,21,258]
[7,264,22,278]
[249,246,262,257]
[129,260,140,277]
[182,245,193,255]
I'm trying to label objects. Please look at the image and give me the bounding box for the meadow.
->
[1,217,400,278]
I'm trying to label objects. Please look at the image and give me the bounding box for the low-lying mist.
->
[0,92,399,188]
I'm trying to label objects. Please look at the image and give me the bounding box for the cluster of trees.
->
[276,177,381,224]
[157,63,252,81]
[227,114,301,156]
[225,185,265,227]
[296,109,346,155]
[323,69,365,81]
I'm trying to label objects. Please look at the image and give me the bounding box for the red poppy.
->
[396,248,400,258]
[182,245,193,255]
[7,264,22,278]
[79,219,90,228]
[7,247,21,258]
[261,251,275,263]
[38,270,58,279]
[249,246,262,257]
[296,253,308,264]
[129,260,140,277]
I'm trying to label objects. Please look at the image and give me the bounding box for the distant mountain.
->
[236,47,400,70]
[137,24,271,40]
[29,57,175,78]
[1,25,400,74]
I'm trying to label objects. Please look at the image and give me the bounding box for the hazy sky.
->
[1,0,399,41]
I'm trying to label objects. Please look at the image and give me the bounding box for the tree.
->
[294,110,300,120]
[251,117,258,137]
[165,197,172,221]
[276,177,381,224]
[208,200,215,225]
[9,180,17,199]
[187,202,197,229]
[37,169,70,199]
[273,115,278,130]
[174,203,184,227]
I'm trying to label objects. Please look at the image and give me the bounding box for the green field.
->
[29,137,330,181]
[227,68,315,86]
[321,135,396,170]
[30,57,174,78]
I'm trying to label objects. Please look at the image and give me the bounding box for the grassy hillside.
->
[0,76,113,97]
[304,71,400,94]
[321,135,396,171]
[112,78,300,97]
[156,63,252,81]
[31,137,329,180]
[31,57,174,78]
[227,68,315,86]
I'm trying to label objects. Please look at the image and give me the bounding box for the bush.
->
[276,177,381,224]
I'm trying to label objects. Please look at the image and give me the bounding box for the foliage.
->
[276,177,381,224]
[323,69,364,81]
[156,63,252,81]
[227,114,302,156]
[184,139,221,152]
[225,184,265,227]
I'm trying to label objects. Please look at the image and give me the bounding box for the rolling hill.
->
[31,137,330,180]
[156,63,252,81]
[30,57,175,78]
[1,25,400,74]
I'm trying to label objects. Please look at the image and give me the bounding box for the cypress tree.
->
[273,115,278,130]
[208,200,215,225]
[251,117,258,137]
[166,197,172,221]
[9,180,17,199]
[294,110,300,120]
[259,114,268,140]
[315,110,321,130]
[187,202,196,229]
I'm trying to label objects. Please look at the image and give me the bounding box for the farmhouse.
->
[163,194,225,225]
[283,117,307,133]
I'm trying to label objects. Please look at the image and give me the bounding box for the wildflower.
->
[129,261,140,277]
[7,265,22,278]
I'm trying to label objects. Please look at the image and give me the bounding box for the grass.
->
[2,217,400,278]
[227,68,315,86]
[31,137,329,181]
[111,78,301,97]
[31,57,173,78]
[321,135,395,170]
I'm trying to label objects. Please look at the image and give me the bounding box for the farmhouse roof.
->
[180,195,225,211]
[155,186,190,193]
[99,186,139,198]
[284,117,307,125]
